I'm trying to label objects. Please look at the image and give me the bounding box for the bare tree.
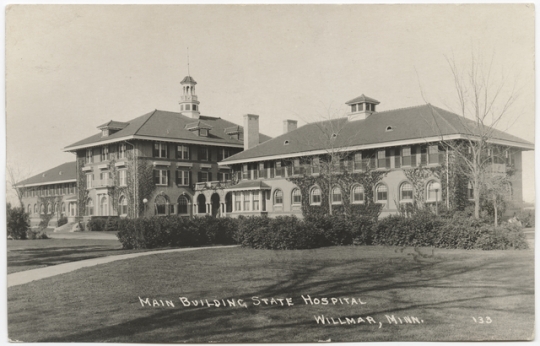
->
[419,52,521,220]
[7,164,31,208]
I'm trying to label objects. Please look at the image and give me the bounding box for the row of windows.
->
[152,143,235,161]
[23,183,76,197]
[180,104,198,112]
[268,181,444,207]
[85,143,237,164]
[27,202,67,215]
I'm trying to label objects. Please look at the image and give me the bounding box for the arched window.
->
[400,182,413,201]
[426,181,442,201]
[332,187,342,204]
[467,182,474,200]
[40,204,45,214]
[352,185,364,203]
[177,195,190,215]
[100,196,108,216]
[291,189,302,205]
[34,204,38,214]
[274,189,283,205]
[376,184,388,202]
[310,187,322,205]
[155,195,169,215]
[86,198,94,216]
[47,203,52,214]
[119,196,128,216]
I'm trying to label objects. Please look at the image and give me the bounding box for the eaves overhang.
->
[219,134,534,166]
[64,135,244,152]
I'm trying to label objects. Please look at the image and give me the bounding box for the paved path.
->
[7,245,238,288]
[47,231,118,240]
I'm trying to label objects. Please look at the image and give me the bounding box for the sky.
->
[5,4,535,203]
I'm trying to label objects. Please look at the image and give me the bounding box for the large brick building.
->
[15,77,533,228]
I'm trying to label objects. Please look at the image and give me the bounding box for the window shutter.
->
[176,170,180,185]
[153,143,158,158]
[153,170,159,185]
[167,170,170,186]
[208,172,213,182]
[217,172,222,181]
[198,172,202,183]
[188,171,192,186]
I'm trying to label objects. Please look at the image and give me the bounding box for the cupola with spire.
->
[179,75,200,119]
[345,94,380,121]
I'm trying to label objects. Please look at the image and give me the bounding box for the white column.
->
[241,192,245,212]
[258,190,262,211]
[193,203,197,215]
[207,203,211,215]
[232,192,236,212]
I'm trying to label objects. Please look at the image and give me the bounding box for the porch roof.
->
[224,180,272,192]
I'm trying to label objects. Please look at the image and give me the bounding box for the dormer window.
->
[358,103,364,111]
[352,104,357,112]
[102,129,109,137]
[200,129,208,137]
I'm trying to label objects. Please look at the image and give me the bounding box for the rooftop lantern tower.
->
[179,49,201,119]
[345,94,380,121]
[179,75,200,119]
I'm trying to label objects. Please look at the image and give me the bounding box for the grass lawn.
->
[8,245,534,342]
[7,238,146,274]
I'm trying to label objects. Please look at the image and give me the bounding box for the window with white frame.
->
[155,195,169,215]
[153,142,168,158]
[198,171,210,183]
[253,192,259,211]
[85,149,93,164]
[154,169,168,185]
[426,181,442,201]
[235,192,241,211]
[119,170,127,186]
[118,143,126,159]
[376,184,388,203]
[402,147,412,166]
[101,146,109,161]
[177,145,190,160]
[86,198,93,216]
[274,189,283,205]
[332,187,342,204]
[354,152,363,171]
[292,189,302,204]
[86,173,93,189]
[400,182,413,201]
[200,129,208,137]
[119,196,128,215]
[352,185,364,203]
[310,187,321,205]
[244,191,251,211]
[176,170,190,186]
[177,195,190,214]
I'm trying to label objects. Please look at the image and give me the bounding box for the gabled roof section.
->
[185,120,213,130]
[97,120,129,130]
[64,110,272,151]
[346,94,380,105]
[221,104,533,164]
[15,162,76,187]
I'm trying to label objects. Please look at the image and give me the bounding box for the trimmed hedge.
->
[116,215,238,249]
[372,211,528,250]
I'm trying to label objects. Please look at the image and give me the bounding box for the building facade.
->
[219,96,532,218]
[16,82,533,228]
[15,75,270,228]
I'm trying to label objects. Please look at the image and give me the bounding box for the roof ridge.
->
[374,103,431,116]
[425,104,461,136]
[133,109,159,136]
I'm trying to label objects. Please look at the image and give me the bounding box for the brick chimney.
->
[283,119,297,134]
[243,114,260,150]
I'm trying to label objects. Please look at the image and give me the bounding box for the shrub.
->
[474,223,529,250]
[87,218,107,232]
[116,216,238,250]
[27,228,49,240]
[7,205,30,240]
[57,216,68,227]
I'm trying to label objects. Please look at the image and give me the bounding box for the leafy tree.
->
[7,203,30,239]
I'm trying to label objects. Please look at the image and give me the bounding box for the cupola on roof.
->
[181,76,197,84]
[346,94,380,105]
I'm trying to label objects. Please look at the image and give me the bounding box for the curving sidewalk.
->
[8,245,238,288]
